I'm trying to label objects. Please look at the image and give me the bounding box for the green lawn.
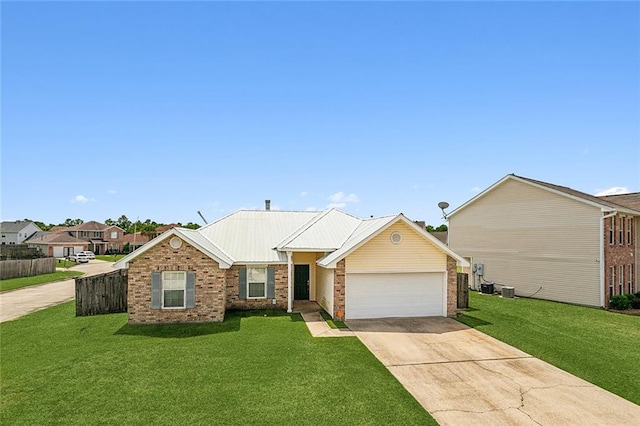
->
[95,254,125,262]
[319,309,349,329]
[0,271,83,292]
[1,303,435,425]
[55,258,76,268]
[457,291,640,405]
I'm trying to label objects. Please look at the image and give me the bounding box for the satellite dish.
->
[438,201,449,210]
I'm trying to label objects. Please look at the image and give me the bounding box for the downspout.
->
[287,251,293,313]
[600,210,617,307]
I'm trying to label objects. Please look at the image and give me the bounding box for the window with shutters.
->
[163,271,186,308]
[619,217,624,246]
[619,265,624,295]
[247,267,267,299]
[609,217,614,245]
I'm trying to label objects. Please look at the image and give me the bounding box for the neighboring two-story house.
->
[0,221,42,245]
[64,221,125,254]
[448,174,639,308]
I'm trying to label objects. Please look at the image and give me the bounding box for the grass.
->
[319,309,349,329]
[0,271,83,292]
[55,258,76,268]
[95,254,125,262]
[457,291,640,405]
[0,303,435,425]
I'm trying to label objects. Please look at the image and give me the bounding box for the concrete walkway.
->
[348,317,640,426]
[294,301,354,338]
[0,260,116,322]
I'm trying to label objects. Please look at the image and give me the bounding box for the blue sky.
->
[2,1,639,227]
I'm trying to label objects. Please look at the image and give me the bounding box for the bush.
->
[627,293,640,309]
[609,295,631,310]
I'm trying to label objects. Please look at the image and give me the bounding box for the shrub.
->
[609,295,631,310]
[627,293,640,309]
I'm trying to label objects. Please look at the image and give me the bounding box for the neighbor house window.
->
[110,231,118,239]
[609,266,615,297]
[626,218,633,245]
[619,217,624,246]
[629,265,634,294]
[163,271,186,308]
[609,217,615,245]
[247,267,267,299]
[619,265,624,295]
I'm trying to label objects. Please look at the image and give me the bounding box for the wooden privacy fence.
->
[75,269,128,316]
[457,273,469,309]
[0,257,56,280]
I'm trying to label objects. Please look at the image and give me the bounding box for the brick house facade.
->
[603,214,637,306]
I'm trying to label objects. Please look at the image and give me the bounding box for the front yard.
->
[1,303,435,425]
[457,291,640,405]
[0,270,83,292]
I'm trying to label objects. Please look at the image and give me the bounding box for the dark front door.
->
[294,265,310,300]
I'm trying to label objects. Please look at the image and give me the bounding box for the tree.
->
[426,224,448,232]
[183,222,201,230]
[116,215,132,232]
[61,218,83,226]
[104,218,116,226]
[24,219,53,231]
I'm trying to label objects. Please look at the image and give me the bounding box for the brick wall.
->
[225,264,288,310]
[604,214,636,306]
[446,255,457,317]
[127,237,226,324]
[333,259,346,320]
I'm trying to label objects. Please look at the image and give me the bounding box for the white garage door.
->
[346,272,444,319]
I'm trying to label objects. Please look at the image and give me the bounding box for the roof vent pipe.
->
[265,200,271,211]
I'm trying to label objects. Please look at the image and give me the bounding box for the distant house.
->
[121,233,151,251]
[448,174,639,308]
[64,221,125,254]
[1,221,42,245]
[25,232,88,257]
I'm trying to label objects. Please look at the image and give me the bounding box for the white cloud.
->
[107,189,117,194]
[326,202,346,209]
[71,195,93,204]
[329,192,359,203]
[470,186,481,193]
[595,186,630,196]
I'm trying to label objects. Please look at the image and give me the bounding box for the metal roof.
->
[198,210,319,263]
[276,209,362,251]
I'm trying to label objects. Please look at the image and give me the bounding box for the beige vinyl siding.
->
[449,178,602,306]
[345,221,446,273]
[292,252,321,301]
[316,266,334,315]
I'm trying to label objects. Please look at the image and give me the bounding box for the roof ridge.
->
[275,210,330,249]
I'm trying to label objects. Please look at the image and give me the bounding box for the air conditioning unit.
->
[502,286,515,298]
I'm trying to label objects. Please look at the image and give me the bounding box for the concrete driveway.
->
[0,260,115,322]
[347,317,640,425]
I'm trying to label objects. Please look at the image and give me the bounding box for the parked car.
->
[68,252,89,263]
[79,251,95,259]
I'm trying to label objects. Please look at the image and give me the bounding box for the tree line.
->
[24,215,201,234]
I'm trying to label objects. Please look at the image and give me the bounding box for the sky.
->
[2,1,639,227]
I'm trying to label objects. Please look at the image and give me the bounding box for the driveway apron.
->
[347,317,640,426]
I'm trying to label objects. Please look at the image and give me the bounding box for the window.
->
[619,265,624,295]
[609,266,615,297]
[627,218,633,245]
[81,231,88,237]
[619,217,624,246]
[628,265,634,294]
[163,271,186,308]
[110,231,118,239]
[609,217,614,245]
[247,267,267,298]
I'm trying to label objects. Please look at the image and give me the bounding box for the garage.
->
[345,272,445,319]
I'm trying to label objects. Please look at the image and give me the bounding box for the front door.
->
[294,265,310,300]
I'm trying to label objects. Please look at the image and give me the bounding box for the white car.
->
[79,251,95,260]
[68,253,89,263]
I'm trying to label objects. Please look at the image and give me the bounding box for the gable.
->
[345,221,447,272]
